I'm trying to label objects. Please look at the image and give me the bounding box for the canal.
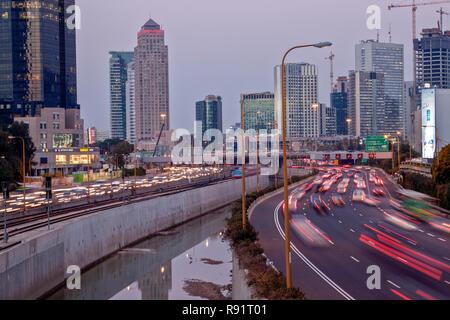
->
[47,206,233,300]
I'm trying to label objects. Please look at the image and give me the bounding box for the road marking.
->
[274,201,355,301]
[445,280,450,285]
[359,214,363,217]
[350,256,359,263]
[338,220,343,224]
[387,280,401,289]
[427,233,435,237]
[438,238,446,242]
[350,229,355,233]
[369,220,374,224]
[418,229,424,233]
[408,241,417,246]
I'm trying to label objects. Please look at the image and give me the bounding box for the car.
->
[331,193,345,207]
[372,188,386,197]
[364,196,378,206]
[311,194,330,213]
[352,190,366,202]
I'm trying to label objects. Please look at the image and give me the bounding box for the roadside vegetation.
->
[225,172,316,300]
[397,145,450,210]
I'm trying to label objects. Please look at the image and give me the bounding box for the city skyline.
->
[76,0,448,132]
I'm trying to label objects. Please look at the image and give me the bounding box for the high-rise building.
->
[331,76,348,136]
[348,70,386,138]
[355,40,404,137]
[241,92,275,132]
[195,95,223,135]
[274,63,319,138]
[126,61,136,144]
[414,28,450,89]
[109,51,134,140]
[319,103,336,137]
[134,19,169,143]
[0,0,78,125]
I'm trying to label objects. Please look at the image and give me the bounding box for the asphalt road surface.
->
[250,167,450,300]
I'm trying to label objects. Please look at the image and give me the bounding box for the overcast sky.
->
[76,0,447,132]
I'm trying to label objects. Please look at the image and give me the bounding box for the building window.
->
[53,113,60,120]
[53,123,60,130]
[40,133,47,140]
[40,122,47,129]
[40,142,48,149]
[40,157,48,164]
[56,155,67,165]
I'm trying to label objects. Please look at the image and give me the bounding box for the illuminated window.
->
[56,155,67,165]
[70,155,94,165]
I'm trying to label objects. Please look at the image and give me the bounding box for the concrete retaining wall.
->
[0,175,269,300]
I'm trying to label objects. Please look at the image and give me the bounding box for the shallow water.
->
[48,206,232,300]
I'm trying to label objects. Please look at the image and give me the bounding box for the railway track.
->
[0,175,232,245]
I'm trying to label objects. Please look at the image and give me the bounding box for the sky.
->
[76,0,449,132]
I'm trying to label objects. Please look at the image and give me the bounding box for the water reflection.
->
[48,206,232,300]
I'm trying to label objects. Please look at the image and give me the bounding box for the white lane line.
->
[445,280,450,286]
[338,220,343,224]
[408,241,417,246]
[418,229,424,233]
[427,233,435,237]
[359,214,363,217]
[438,238,446,242]
[350,256,360,263]
[350,229,356,233]
[444,257,450,262]
[274,201,355,300]
[387,280,401,289]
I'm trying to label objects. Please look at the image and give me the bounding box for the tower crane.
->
[436,7,449,32]
[325,51,335,93]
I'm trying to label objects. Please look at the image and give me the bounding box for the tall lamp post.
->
[280,41,332,289]
[8,136,26,213]
[396,131,401,173]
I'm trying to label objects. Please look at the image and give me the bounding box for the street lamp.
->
[396,131,401,173]
[281,41,332,289]
[8,136,26,213]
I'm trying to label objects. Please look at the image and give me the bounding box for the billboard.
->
[366,136,389,152]
[421,89,436,159]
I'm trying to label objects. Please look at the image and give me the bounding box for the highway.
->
[250,167,450,300]
[1,166,222,216]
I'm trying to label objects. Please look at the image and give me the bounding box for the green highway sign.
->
[366,136,389,152]
[362,159,368,164]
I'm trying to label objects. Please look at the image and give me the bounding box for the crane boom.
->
[389,0,450,9]
[325,51,335,93]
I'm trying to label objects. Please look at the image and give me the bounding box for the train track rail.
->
[0,175,232,246]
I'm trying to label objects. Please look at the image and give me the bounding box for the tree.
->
[0,122,35,183]
[432,144,450,185]
[111,141,132,169]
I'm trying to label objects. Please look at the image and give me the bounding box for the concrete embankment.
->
[0,175,269,300]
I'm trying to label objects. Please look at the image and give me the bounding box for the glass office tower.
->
[0,0,78,124]
[355,40,404,137]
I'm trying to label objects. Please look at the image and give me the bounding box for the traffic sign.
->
[366,136,389,152]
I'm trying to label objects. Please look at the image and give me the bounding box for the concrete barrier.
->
[0,175,269,300]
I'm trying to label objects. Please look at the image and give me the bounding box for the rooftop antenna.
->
[377,29,380,42]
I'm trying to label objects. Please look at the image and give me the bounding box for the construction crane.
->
[437,7,449,32]
[325,51,335,93]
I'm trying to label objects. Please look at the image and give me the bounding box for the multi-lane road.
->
[2,166,221,216]
[251,167,450,300]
